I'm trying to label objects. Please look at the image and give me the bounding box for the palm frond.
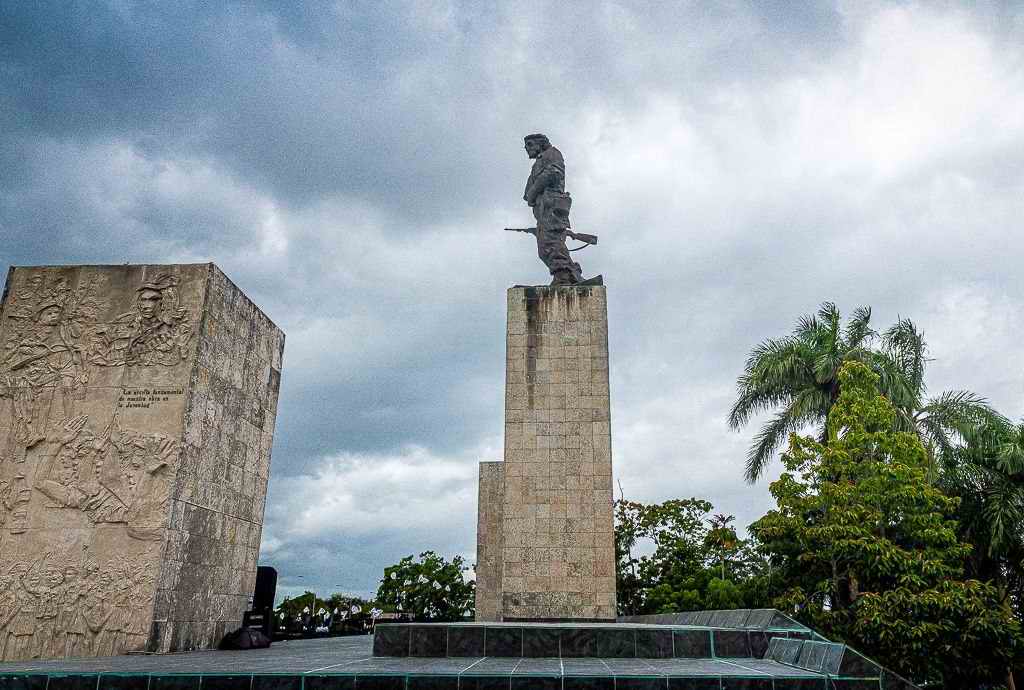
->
[812,350,842,385]
[882,317,928,394]
[819,302,841,355]
[728,384,792,429]
[816,301,840,327]
[743,336,805,377]
[744,394,824,483]
[869,350,919,411]
[788,387,831,424]
[915,392,998,467]
[997,422,1024,475]
[843,306,876,349]
[729,336,812,428]
[794,312,820,341]
[921,390,998,431]
[982,475,1024,556]
[745,410,797,483]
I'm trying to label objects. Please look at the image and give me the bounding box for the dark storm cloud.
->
[1,1,854,222]
[3,1,1024,599]
[1,2,480,215]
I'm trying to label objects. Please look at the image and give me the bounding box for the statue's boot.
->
[550,269,578,286]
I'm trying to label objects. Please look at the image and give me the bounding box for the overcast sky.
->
[3,1,1023,602]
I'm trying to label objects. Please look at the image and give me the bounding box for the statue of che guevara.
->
[505,134,601,286]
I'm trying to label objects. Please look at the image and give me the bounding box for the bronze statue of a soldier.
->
[507,134,601,286]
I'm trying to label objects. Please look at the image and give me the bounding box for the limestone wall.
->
[0,264,283,660]
[474,461,504,622]
[150,265,284,652]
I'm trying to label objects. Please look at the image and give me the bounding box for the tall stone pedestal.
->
[476,286,615,621]
[0,263,284,660]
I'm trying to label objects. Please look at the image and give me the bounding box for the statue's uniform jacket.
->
[524,146,579,280]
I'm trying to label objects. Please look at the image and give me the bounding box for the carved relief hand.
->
[60,415,89,444]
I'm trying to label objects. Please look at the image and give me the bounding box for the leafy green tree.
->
[750,361,1020,687]
[275,591,327,620]
[375,551,474,621]
[615,498,773,615]
[323,593,372,632]
[325,592,371,615]
[615,498,711,615]
[274,590,358,634]
[732,540,784,609]
[704,577,744,610]
[729,303,993,482]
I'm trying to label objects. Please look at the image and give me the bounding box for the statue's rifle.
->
[504,227,598,251]
[9,344,67,372]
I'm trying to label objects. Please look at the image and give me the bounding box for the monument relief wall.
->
[0,264,284,661]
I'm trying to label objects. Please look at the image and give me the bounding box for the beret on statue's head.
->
[524,133,551,147]
[136,273,179,293]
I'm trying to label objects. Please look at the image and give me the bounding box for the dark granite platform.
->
[0,610,919,689]
[0,633,905,690]
[371,623,812,660]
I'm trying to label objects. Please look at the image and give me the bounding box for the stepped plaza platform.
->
[0,611,918,689]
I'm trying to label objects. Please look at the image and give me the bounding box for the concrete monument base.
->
[0,264,284,660]
[476,285,616,621]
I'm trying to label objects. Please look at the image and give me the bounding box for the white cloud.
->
[265,445,478,541]
[913,284,1024,415]
[260,443,493,599]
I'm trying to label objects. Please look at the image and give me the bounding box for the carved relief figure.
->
[0,474,30,534]
[0,567,17,659]
[111,561,152,651]
[5,303,83,452]
[114,430,176,541]
[34,415,128,526]
[91,274,194,367]
[6,564,37,659]
[0,273,103,463]
[3,303,82,456]
[32,415,177,540]
[27,560,65,659]
[0,552,153,659]
[0,478,12,528]
[58,564,89,658]
[83,568,114,656]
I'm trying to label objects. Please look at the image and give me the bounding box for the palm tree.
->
[940,417,1024,579]
[705,513,738,581]
[729,302,879,482]
[878,317,998,467]
[939,416,1024,690]
[730,302,995,482]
